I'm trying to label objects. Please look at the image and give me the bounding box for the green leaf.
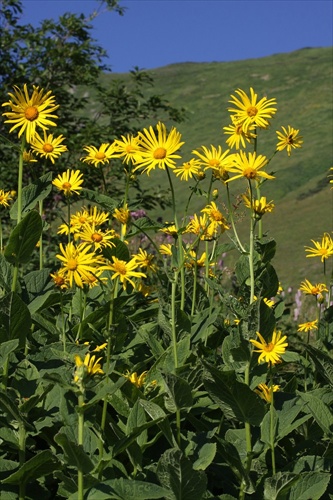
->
[139,399,176,448]
[85,478,169,499]
[10,172,53,220]
[299,391,333,436]
[264,472,299,500]
[127,400,147,447]
[82,188,118,211]
[0,292,31,347]
[255,237,276,263]
[54,431,94,473]
[102,238,130,262]
[0,390,33,430]
[2,450,60,485]
[22,268,54,314]
[261,406,278,447]
[112,418,163,458]
[129,217,163,237]
[305,344,333,387]
[288,471,330,500]
[4,211,42,265]
[0,253,13,292]
[157,448,207,500]
[193,442,216,471]
[202,362,265,426]
[276,396,311,441]
[0,339,19,362]
[162,371,193,412]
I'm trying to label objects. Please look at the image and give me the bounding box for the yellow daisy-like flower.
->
[297,320,318,333]
[88,205,110,226]
[226,151,274,184]
[159,224,179,237]
[255,383,280,403]
[81,269,107,288]
[185,213,216,241]
[31,130,67,163]
[305,233,333,262]
[228,87,277,132]
[173,158,202,181]
[201,201,229,232]
[78,222,116,250]
[132,248,158,273]
[299,279,328,297]
[52,169,84,197]
[276,125,303,156]
[242,193,275,217]
[185,250,211,269]
[124,370,148,388]
[159,243,173,255]
[2,84,59,144]
[81,143,116,167]
[113,204,131,238]
[250,330,288,366]
[22,150,37,163]
[56,242,105,288]
[133,121,184,175]
[192,145,232,176]
[0,190,13,208]
[74,353,104,385]
[50,271,69,290]
[112,134,141,164]
[223,116,256,150]
[105,256,146,290]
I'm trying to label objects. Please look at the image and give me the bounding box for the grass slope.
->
[107,47,333,290]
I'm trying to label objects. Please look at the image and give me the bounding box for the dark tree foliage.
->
[0,0,186,204]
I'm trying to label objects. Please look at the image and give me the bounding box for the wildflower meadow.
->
[0,82,332,500]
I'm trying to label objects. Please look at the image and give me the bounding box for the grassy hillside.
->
[106,47,333,290]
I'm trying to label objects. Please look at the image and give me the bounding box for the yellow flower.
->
[22,150,37,163]
[105,256,146,290]
[250,330,288,366]
[78,222,116,250]
[255,383,280,403]
[133,121,184,175]
[185,213,216,241]
[201,201,229,232]
[185,250,210,268]
[305,233,333,262]
[242,193,275,217]
[31,130,67,163]
[297,320,318,333]
[226,151,274,183]
[0,190,13,208]
[113,204,131,238]
[223,116,256,150]
[228,87,277,132]
[81,143,116,167]
[56,242,105,288]
[192,145,232,176]
[132,248,157,273]
[112,134,141,164]
[74,353,104,384]
[2,84,59,143]
[159,243,173,255]
[173,158,202,181]
[52,169,84,197]
[124,371,148,388]
[276,125,303,156]
[50,271,69,290]
[159,224,179,237]
[299,279,328,297]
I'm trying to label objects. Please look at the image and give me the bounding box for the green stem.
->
[39,200,43,270]
[60,292,67,353]
[67,197,71,244]
[269,370,276,475]
[18,420,26,500]
[0,216,3,253]
[226,184,246,254]
[77,393,85,500]
[248,181,255,304]
[11,139,25,293]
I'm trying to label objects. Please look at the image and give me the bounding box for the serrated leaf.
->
[4,211,42,265]
[288,471,330,500]
[305,344,333,387]
[157,448,207,500]
[264,472,299,500]
[10,172,53,219]
[54,432,94,473]
[85,478,169,499]
[2,450,60,485]
[162,371,193,411]
[0,292,31,347]
[299,391,333,436]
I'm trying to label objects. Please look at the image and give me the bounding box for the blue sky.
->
[21,0,333,73]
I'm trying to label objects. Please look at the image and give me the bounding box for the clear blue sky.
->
[21,0,333,73]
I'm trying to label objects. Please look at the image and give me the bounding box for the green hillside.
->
[106,47,333,289]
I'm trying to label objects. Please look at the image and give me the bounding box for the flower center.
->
[153,147,167,159]
[319,248,328,256]
[235,124,243,134]
[24,106,39,121]
[247,106,258,117]
[91,232,103,242]
[67,258,78,271]
[208,159,220,167]
[243,167,257,179]
[113,261,127,275]
[43,143,54,153]
[79,216,88,224]
[95,152,106,160]
[62,182,72,190]
[264,342,274,352]
[126,145,135,153]
[210,209,223,221]
[287,134,295,144]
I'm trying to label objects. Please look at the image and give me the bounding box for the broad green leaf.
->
[0,292,31,347]
[10,172,53,219]
[2,450,61,485]
[299,391,333,436]
[127,399,147,447]
[54,431,94,473]
[193,442,216,470]
[4,211,42,265]
[255,237,276,263]
[112,418,163,458]
[305,344,333,387]
[0,253,12,291]
[260,406,278,447]
[191,307,219,343]
[264,472,299,500]
[129,217,163,237]
[82,188,117,211]
[84,478,169,499]
[157,448,207,500]
[216,437,254,493]
[202,362,265,426]
[288,471,330,500]
[22,268,54,313]
[139,399,176,448]
[102,238,130,262]
[162,371,193,412]
[0,339,19,361]
[0,390,33,429]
